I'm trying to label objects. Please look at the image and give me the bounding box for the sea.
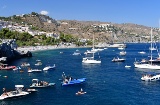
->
[0,43,160,105]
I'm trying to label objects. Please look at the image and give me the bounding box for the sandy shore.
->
[16,44,90,52]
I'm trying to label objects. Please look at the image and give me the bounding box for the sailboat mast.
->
[93,34,94,49]
[151,28,153,65]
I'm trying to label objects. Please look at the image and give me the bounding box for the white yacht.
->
[82,34,101,64]
[82,57,101,64]
[141,73,160,81]
[0,85,30,100]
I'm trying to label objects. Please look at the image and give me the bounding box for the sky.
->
[1,0,160,27]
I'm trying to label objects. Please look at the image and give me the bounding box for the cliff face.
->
[0,39,32,63]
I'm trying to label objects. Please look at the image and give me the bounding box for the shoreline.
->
[16,45,91,53]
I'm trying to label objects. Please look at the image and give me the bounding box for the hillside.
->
[1,12,160,43]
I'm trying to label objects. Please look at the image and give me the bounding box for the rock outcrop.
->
[0,39,32,63]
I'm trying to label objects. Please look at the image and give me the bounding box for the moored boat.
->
[141,72,160,81]
[61,72,86,86]
[43,64,56,71]
[0,85,30,100]
[112,57,125,62]
[30,79,55,88]
[75,88,87,95]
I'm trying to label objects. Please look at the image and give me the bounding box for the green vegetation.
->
[0,28,91,47]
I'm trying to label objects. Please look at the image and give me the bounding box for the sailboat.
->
[134,28,160,69]
[82,34,101,64]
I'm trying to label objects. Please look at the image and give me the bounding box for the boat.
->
[61,72,86,86]
[112,57,125,62]
[26,88,38,93]
[82,34,101,64]
[0,64,16,70]
[13,66,21,71]
[28,68,42,73]
[72,50,81,55]
[75,88,87,95]
[35,60,42,66]
[118,46,125,50]
[141,72,160,81]
[0,85,30,100]
[30,79,56,88]
[82,56,101,64]
[107,43,126,48]
[84,50,95,55]
[134,28,160,70]
[21,62,30,67]
[138,51,146,54]
[119,51,126,56]
[43,64,56,71]
[125,65,131,68]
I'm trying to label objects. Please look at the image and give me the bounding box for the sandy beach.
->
[16,44,90,53]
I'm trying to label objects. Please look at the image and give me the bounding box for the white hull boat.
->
[0,85,30,100]
[43,64,56,71]
[141,73,160,81]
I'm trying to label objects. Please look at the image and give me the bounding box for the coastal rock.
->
[0,39,32,63]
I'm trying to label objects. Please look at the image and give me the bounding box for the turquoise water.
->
[0,43,160,105]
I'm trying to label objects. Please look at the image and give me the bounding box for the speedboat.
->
[112,57,125,62]
[21,62,30,67]
[28,69,42,73]
[138,51,146,54]
[43,64,56,71]
[30,79,56,88]
[125,65,131,68]
[13,66,21,71]
[73,52,81,55]
[141,72,160,81]
[35,61,42,66]
[0,85,30,100]
[61,72,86,86]
[119,51,126,56]
[26,88,38,93]
[0,64,16,70]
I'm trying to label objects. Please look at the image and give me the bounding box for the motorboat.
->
[26,88,38,93]
[125,65,131,68]
[73,50,81,55]
[28,68,42,73]
[82,57,101,64]
[61,72,86,86]
[75,88,87,95]
[35,60,42,66]
[0,85,30,100]
[13,66,21,71]
[43,64,56,71]
[138,51,146,54]
[141,72,160,81]
[21,62,30,67]
[118,46,125,50]
[119,51,126,56]
[30,79,56,88]
[112,57,125,62]
[0,64,16,70]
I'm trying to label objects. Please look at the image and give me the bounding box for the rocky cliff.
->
[0,39,32,63]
